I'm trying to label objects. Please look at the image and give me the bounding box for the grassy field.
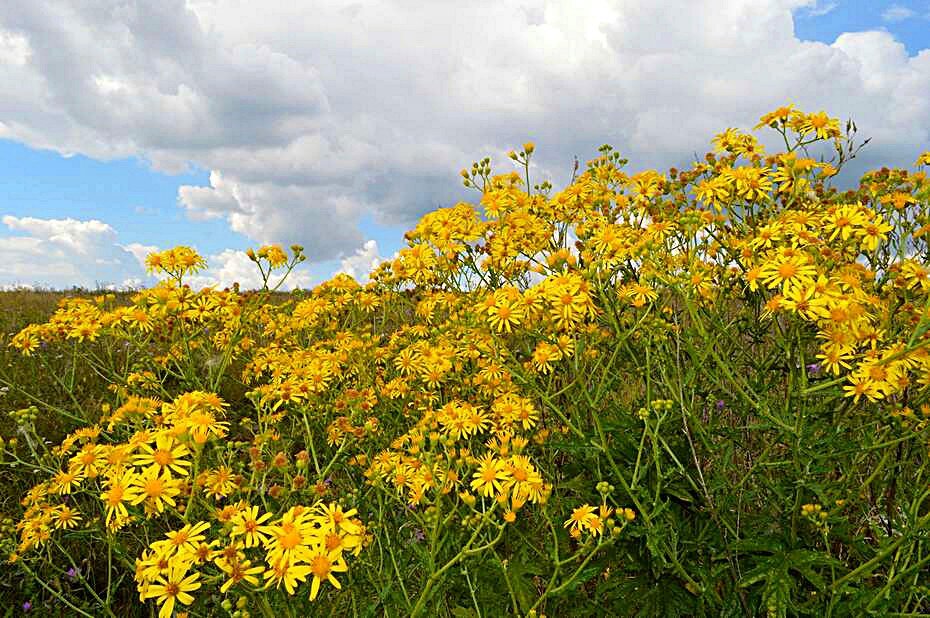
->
[2,112,930,616]
[0,291,120,608]
[0,289,115,447]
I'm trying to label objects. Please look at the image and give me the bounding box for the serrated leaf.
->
[506,554,543,612]
[761,569,791,618]
[738,556,782,589]
[791,563,825,590]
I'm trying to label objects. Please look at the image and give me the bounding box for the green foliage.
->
[3,110,930,616]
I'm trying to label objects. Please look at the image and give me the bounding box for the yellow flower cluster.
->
[133,501,363,617]
[145,246,207,279]
[564,503,635,539]
[7,105,930,614]
[13,386,366,612]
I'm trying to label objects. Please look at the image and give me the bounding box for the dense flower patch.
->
[3,106,930,616]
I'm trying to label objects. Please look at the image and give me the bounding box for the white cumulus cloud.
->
[881,4,916,22]
[187,249,314,290]
[0,215,312,290]
[801,1,838,17]
[2,215,116,254]
[0,216,129,288]
[0,0,928,278]
[120,242,160,269]
[337,240,383,281]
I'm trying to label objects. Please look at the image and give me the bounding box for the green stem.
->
[19,561,97,618]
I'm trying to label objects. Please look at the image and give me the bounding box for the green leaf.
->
[791,563,825,591]
[662,482,696,504]
[761,569,791,618]
[506,553,543,612]
[738,556,783,589]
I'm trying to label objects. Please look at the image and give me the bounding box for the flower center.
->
[311,555,332,579]
[144,478,165,497]
[106,486,124,506]
[153,449,173,466]
[778,263,797,279]
[171,531,189,546]
[325,533,342,551]
[279,528,302,550]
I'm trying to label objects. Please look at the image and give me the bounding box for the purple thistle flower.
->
[22,601,32,612]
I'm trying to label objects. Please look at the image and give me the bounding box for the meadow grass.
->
[2,109,930,616]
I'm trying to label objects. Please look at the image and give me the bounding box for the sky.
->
[0,0,928,290]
